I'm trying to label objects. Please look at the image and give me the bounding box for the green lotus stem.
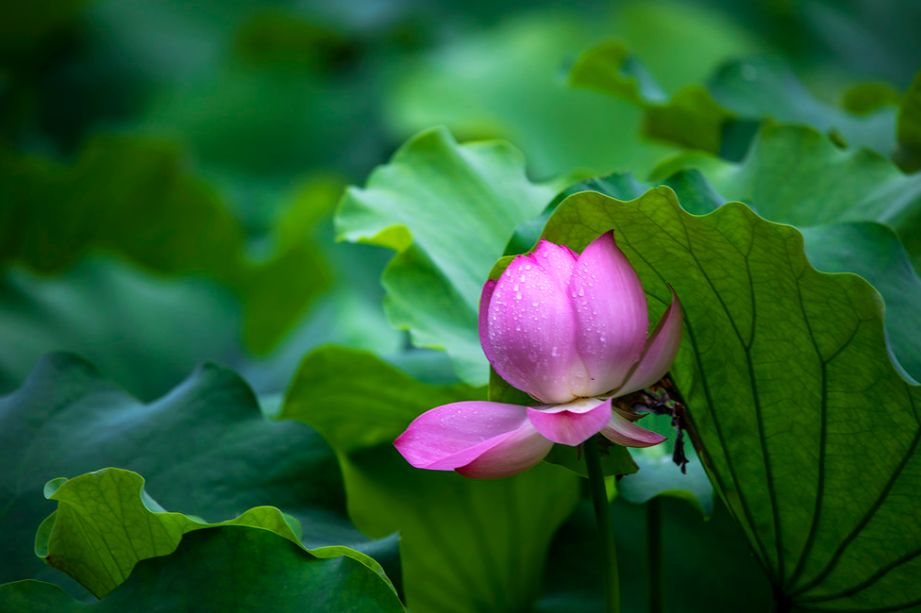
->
[584,437,620,613]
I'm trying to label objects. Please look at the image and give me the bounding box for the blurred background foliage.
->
[1,0,919,610]
[3,0,918,399]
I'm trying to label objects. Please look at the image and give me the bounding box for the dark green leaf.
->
[0,258,239,399]
[896,70,921,172]
[2,525,403,612]
[0,353,384,589]
[0,137,330,354]
[538,498,772,612]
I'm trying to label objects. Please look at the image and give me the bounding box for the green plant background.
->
[2,0,920,611]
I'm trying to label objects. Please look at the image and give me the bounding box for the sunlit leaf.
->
[35,468,394,599]
[337,127,558,384]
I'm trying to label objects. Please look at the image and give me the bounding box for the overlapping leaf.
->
[655,124,921,276]
[337,127,558,384]
[0,353,390,589]
[542,187,921,610]
[35,468,393,600]
[280,346,581,613]
[4,521,402,612]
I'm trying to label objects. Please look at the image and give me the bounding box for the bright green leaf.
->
[36,468,393,599]
[337,127,559,384]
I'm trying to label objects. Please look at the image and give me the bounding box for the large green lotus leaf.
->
[562,168,921,387]
[280,346,581,613]
[34,468,394,600]
[1,525,403,612]
[337,127,559,384]
[0,353,387,589]
[384,13,676,179]
[542,187,921,610]
[0,137,330,355]
[660,125,921,274]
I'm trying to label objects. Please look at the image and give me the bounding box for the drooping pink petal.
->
[483,246,581,404]
[569,231,649,397]
[457,421,554,479]
[601,410,666,448]
[526,397,613,446]
[394,401,552,478]
[615,289,683,397]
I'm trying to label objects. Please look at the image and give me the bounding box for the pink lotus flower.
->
[395,231,682,479]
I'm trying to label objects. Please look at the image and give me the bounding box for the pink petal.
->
[394,401,552,478]
[478,279,498,364]
[601,410,666,448]
[483,244,582,404]
[531,240,578,287]
[526,397,613,446]
[457,422,554,479]
[615,289,683,397]
[569,231,649,397]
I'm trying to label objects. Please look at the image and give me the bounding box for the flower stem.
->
[584,437,620,613]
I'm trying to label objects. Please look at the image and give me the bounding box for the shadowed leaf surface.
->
[1,524,403,612]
